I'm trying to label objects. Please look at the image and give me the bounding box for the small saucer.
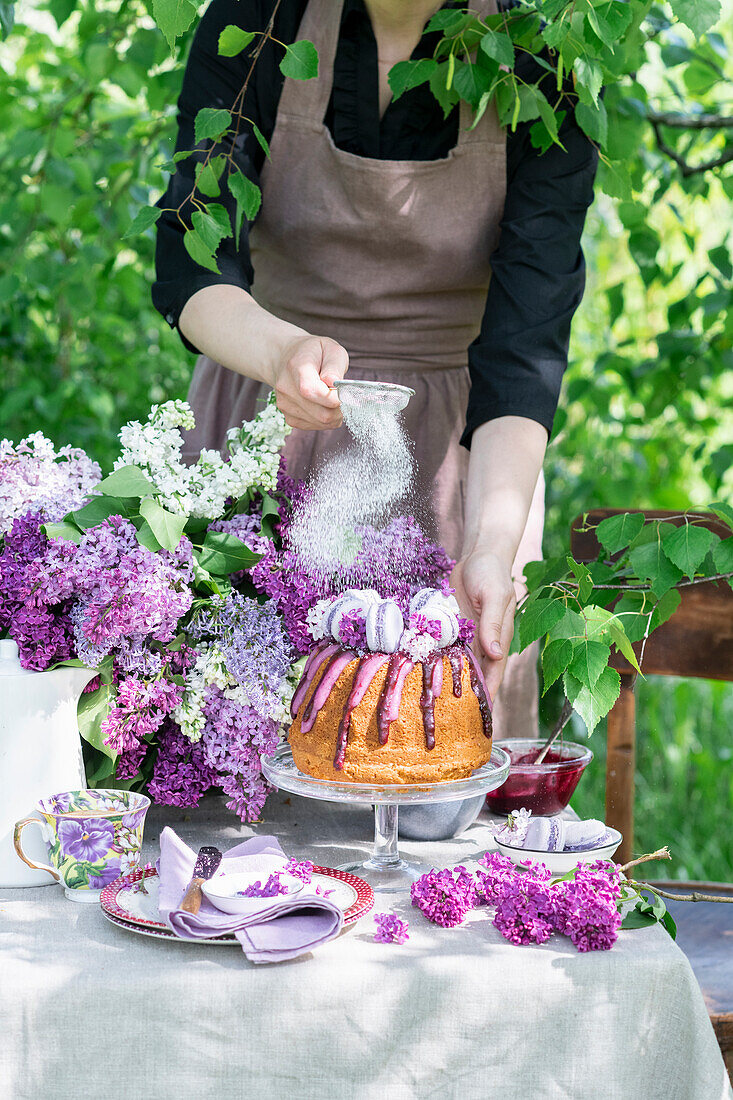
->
[202,871,304,915]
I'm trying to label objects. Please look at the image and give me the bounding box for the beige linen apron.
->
[185,0,545,737]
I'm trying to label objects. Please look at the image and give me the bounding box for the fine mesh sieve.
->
[334,379,415,412]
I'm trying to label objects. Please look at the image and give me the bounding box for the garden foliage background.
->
[1,0,732,879]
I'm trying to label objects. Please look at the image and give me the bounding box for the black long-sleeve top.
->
[153,0,598,445]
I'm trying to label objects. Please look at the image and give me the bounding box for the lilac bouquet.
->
[1,399,456,824]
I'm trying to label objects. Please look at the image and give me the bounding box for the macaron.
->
[523,817,566,852]
[426,608,459,648]
[563,819,610,852]
[410,587,460,618]
[324,595,366,640]
[365,600,404,654]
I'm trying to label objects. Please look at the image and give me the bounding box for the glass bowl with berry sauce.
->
[485,739,593,817]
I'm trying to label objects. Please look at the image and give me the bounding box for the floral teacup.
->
[14,789,150,902]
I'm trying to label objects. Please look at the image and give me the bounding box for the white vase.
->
[0,639,96,887]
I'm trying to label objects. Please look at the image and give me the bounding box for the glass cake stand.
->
[262,744,511,891]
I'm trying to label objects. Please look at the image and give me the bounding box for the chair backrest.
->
[570,509,733,682]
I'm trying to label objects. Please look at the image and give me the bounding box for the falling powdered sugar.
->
[286,384,415,587]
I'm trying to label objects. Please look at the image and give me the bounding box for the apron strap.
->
[277,0,503,146]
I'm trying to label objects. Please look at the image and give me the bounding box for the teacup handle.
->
[13,818,61,880]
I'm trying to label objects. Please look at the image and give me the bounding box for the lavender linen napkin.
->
[157,827,343,963]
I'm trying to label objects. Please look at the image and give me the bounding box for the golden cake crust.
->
[288,650,492,784]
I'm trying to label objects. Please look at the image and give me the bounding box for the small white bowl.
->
[495,828,623,875]
[202,870,304,915]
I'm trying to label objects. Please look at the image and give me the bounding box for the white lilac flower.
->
[487,808,533,844]
[306,598,332,642]
[400,628,439,663]
[0,433,101,536]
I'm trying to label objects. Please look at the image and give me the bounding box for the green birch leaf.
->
[479,28,514,67]
[518,598,566,648]
[573,56,603,104]
[183,227,219,273]
[122,205,162,239]
[541,638,574,693]
[194,107,232,145]
[152,0,197,50]
[713,536,733,574]
[192,208,228,253]
[535,88,560,144]
[563,666,621,735]
[662,523,718,579]
[710,501,733,532]
[229,169,262,239]
[575,99,608,144]
[280,39,319,80]
[568,639,611,689]
[429,63,460,117]
[96,464,157,497]
[252,121,271,159]
[0,2,15,38]
[595,512,645,554]
[669,0,721,37]
[629,539,683,598]
[452,60,491,107]
[218,26,255,57]
[612,592,652,643]
[203,202,233,239]
[607,619,642,674]
[546,606,586,644]
[649,589,682,633]
[139,498,187,551]
[388,58,438,100]
[195,156,226,198]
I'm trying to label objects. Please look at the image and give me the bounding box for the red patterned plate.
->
[100,864,373,944]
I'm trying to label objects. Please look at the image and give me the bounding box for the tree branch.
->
[651,120,733,177]
[647,111,733,130]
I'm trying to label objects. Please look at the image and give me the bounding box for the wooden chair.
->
[570,509,733,1078]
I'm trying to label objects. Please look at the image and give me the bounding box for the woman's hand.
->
[451,549,517,702]
[272,334,349,431]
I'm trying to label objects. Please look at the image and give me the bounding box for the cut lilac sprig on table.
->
[373,912,409,945]
[410,867,477,929]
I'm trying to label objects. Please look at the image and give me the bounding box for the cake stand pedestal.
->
[262,744,510,892]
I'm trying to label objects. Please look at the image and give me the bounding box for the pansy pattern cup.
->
[14,789,150,902]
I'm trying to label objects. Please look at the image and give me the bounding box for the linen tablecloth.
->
[1,790,730,1100]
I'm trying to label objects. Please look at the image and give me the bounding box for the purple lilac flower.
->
[147,721,218,808]
[336,609,368,651]
[237,872,288,898]
[0,433,100,537]
[410,866,476,928]
[492,869,556,947]
[101,676,182,756]
[552,862,623,952]
[57,819,114,862]
[284,858,314,883]
[219,770,271,823]
[457,617,475,645]
[373,912,410,944]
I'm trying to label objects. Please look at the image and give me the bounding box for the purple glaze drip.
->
[419,654,444,751]
[376,655,414,745]
[465,648,492,738]
[448,650,463,697]
[301,651,356,734]
[290,642,340,717]
[334,654,390,770]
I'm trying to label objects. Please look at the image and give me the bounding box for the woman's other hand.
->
[273,334,348,430]
[451,549,517,702]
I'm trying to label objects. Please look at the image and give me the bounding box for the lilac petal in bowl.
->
[202,870,304,916]
[495,828,622,875]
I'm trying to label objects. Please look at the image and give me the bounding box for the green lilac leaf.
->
[662,522,717,579]
[122,205,162,239]
[595,512,645,554]
[280,39,319,80]
[139,498,187,551]
[42,521,82,544]
[96,464,157,497]
[622,908,659,930]
[78,681,117,761]
[218,26,255,57]
[69,495,137,529]
[134,518,162,552]
[194,107,232,145]
[198,530,263,575]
